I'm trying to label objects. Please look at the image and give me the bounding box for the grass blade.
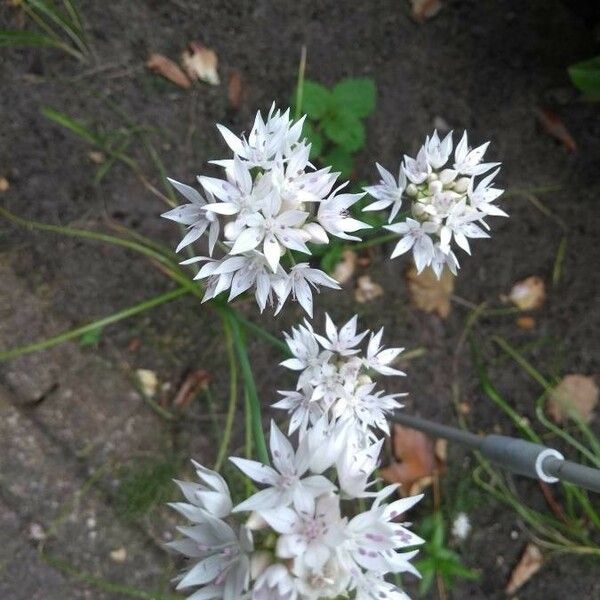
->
[0,29,62,48]
[42,106,102,145]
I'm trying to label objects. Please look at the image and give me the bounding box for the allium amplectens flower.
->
[275,314,405,447]
[364,130,507,278]
[169,423,422,600]
[163,104,370,315]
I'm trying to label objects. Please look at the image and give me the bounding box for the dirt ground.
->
[1,1,599,599]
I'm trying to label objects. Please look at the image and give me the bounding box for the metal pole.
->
[391,412,600,494]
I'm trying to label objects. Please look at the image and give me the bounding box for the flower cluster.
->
[162,104,370,315]
[169,422,422,600]
[364,130,507,277]
[169,315,422,599]
[274,314,405,448]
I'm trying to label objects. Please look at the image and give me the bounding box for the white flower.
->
[168,463,253,600]
[352,571,412,600]
[272,387,322,437]
[363,163,407,222]
[252,564,298,600]
[162,178,220,254]
[317,187,370,242]
[336,437,384,498]
[273,263,340,318]
[363,328,405,376]
[453,131,499,176]
[313,314,368,356]
[364,130,506,278]
[293,553,351,599]
[451,512,471,541]
[260,493,346,571]
[385,218,438,272]
[230,421,335,514]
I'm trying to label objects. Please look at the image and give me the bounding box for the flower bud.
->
[406,183,418,197]
[428,180,443,195]
[223,221,238,240]
[250,551,272,579]
[454,177,471,193]
[427,172,438,182]
[412,202,427,218]
[439,168,458,185]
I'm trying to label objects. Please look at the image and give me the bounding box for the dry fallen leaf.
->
[516,315,536,330]
[536,107,577,152]
[0,176,9,192]
[410,0,443,22]
[506,543,544,594]
[146,53,191,89]
[380,423,445,496]
[354,274,384,303]
[228,69,244,110]
[181,42,220,85]
[172,369,212,409]
[136,368,158,398]
[406,266,454,318]
[546,374,598,424]
[508,276,546,311]
[88,151,105,164]
[332,249,357,284]
[109,547,127,563]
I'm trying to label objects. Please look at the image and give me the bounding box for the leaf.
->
[146,53,191,89]
[410,0,443,22]
[516,315,536,330]
[332,249,357,284]
[546,374,598,424]
[0,30,62,49]
[181,42,220,85]
[172,369,212,409]
[320,243,344,274]
[79,326,103,347]
[42,107,103,146]
[228,69,244,110]
[506,543,544,594]
[332,78,376,118]
[0,176,9,193]
[380,423,445,495]
[321,146,354,178]
[536,107,577,152]
[300,81,332,119]
[568,55,600,96]
[354,274,384,303]
[136,368,158,398]
[322,109,365,152]
[302,121,323,158]
[406,265,455,319]
[507,276,545,311]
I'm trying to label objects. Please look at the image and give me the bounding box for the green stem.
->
[214,317,238,471]
[235,314,290,356]
[223,309,269,465]
[351,231,400,251]
[294,45,307,120]
[0,286,188,361]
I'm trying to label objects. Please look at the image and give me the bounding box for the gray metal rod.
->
[391,412,600,494]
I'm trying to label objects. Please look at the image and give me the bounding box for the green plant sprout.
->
[0,0,91,62]
[568,55,600,99]
[415,512,479,596]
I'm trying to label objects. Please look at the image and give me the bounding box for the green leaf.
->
[322,109,365,152]
[299,80,332,119]
[322,147,354,178]
[332,78,376,117]
[42,107,103,146]
[320,243,344,274]
[79,326,103,347]
[0,30,61,48]
[568,56,600,97]
[302,121,323,158]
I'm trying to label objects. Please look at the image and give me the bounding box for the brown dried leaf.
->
[172,369,212,409]
[354,274,384,304]
[228,70,244,110]
[380,423,445,496]
[516,315,536,330]
[536,107,577,152]
[181,42,220,85]
[406,265,454,318]
[332,249,357,284]
[146,53,191,89]
[88,151,105,164]
[508,276,546,311]
[410,0,443,22]
[546,374,598,424]
[0,176,9,192]
[506,543,544,594]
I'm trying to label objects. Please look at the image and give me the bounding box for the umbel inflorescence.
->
[162,104,370,316]
[364,130,507,277]
[168,316,422,600]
